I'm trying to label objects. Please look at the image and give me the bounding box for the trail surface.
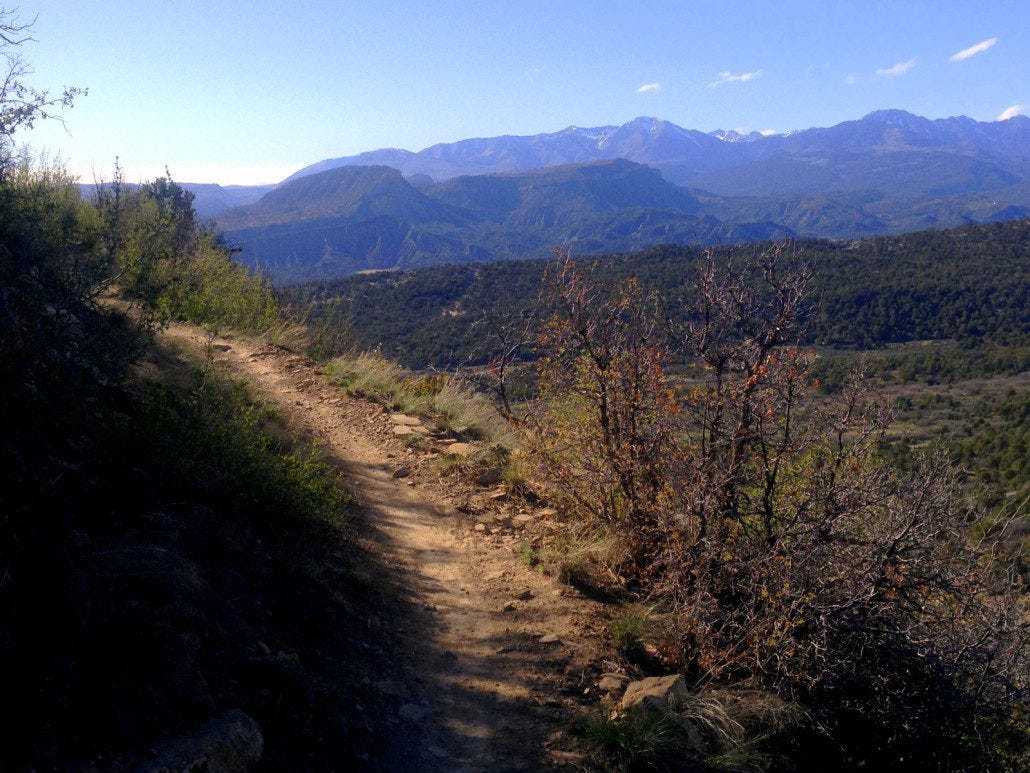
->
[163,326,609,771]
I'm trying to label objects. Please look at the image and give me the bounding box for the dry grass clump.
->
[324,353,416,408]
[581,686,804,772]
[540,522,624,586]
[433,378,511,445]
[325,353,510,446]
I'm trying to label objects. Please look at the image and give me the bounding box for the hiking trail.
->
[162,325,611,771]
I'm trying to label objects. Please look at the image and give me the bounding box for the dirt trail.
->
[162,326,610,771]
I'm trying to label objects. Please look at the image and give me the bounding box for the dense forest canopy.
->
[289,219,1029,369]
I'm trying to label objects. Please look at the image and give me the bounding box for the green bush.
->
[93,172,303,344]
[135,367,352,527]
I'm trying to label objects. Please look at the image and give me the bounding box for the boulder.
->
[445,442,477,457]
[619,675,689,712]
[392,425,415,437]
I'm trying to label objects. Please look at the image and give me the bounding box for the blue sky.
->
[17,0,1029,185]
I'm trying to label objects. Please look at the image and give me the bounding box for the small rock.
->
[488,490,508,501]
[483,570,506,581]
[474,523,487,532]
[399,703,429,722]
[598,674,629,692]
[539,634,561,644]
[446,442,477,457]
[390,413,422,426]
[392,425,414,437]
[514,589,534,601]
[375,680,410,699]
[212,343,232,352]
[476,468,503,486]
[537,507,558,518]
[145,709,263,772]
[392,467,412,479]
[501,601,518,612]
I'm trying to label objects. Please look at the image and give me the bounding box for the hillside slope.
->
[290,219,1030,368]
[220,160,786,281]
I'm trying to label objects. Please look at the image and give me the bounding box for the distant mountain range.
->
[219,160,785,281]
[284,110,1030,190]
[191,110,1027,281]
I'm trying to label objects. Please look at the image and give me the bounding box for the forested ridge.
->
[292,219,1029,368]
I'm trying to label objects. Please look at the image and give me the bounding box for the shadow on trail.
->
[318,437,572,771]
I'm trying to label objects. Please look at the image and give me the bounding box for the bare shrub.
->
[517,246,1027,766]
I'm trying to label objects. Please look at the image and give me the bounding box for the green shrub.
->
[159,239,301,341]
[610,605,652,655]
[136,367,352,527]
[579,707,683,771]
[517,541,540,567]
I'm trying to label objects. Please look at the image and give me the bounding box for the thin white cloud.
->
[949,37,997,62]
[996,104,1025,121]
[708,70,762,88]
[875,58,918,77]
[636,82,661,94]
[843,74,858,85]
